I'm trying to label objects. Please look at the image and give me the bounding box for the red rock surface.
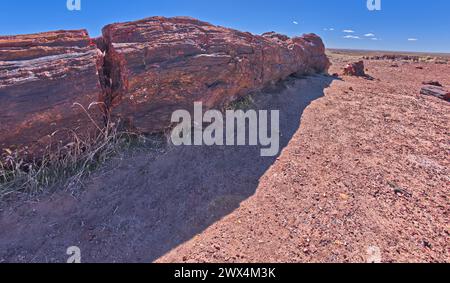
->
[101,16,330,132]
[343,61,366,76]
[420,85,450,101]
[0,30,104,155]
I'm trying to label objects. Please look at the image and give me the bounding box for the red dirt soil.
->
[0,52,449,263]
[159,54,450,263]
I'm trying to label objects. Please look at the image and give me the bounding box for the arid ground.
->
[0,51,449,263]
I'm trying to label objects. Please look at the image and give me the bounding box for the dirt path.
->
[1,54,449,263]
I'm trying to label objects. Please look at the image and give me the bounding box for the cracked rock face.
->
[0,30,104,155]
[101,16,330,132]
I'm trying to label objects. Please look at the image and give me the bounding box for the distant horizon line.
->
[327,47,450,56]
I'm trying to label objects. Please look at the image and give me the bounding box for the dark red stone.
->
[101,16,330,132]
[0,30,104,155]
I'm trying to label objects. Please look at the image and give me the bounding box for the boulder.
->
[420,85,450,101]
[343,61,365,76]
[0,30,104,155]
[100,16,330,132]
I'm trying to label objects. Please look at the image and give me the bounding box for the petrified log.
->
[422,81,443,87]
[420,85,450,101]
[0,30,104,155]
[343,61,365,76]
[368,54,421,62]
[101,16,330,132]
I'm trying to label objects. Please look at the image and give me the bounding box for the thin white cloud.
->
[329,28,335,31]
[408,38,418,41]
[343,35,361,39]
[364,33,376,37]
[343,29,355,33]
[293,21,299,25]
[371,38,379,41]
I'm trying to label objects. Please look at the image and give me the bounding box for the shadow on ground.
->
[0,75,334,263]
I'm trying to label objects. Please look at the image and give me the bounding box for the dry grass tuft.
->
[0,103,152,199]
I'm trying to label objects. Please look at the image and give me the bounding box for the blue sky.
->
[1,0,449,53]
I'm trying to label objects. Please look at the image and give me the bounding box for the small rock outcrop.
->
[0,30,104,155]
[343,61,366,76]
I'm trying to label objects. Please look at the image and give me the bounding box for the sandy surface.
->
[0,52,449,263]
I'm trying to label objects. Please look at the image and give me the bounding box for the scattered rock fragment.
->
[343,61,365,76]
[422,240,432,249]
[420,85,450,101]
[422,81,443,87]
[394,187,412,198]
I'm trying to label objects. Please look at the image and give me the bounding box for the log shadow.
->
[0,75,335,263]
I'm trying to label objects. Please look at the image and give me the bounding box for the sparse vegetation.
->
[225,94,256,111]
[0,104,158,199]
